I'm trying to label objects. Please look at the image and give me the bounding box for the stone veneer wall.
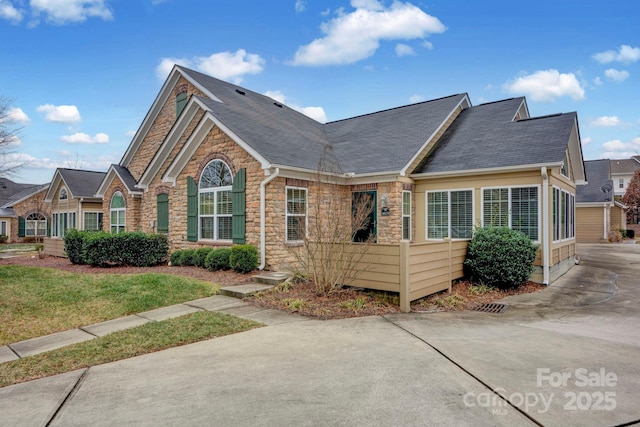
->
[10,190,51,243]
[127,77,206,181]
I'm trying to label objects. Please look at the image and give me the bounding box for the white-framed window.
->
[619,179,624,189]
[26,213,47,236]
[552,187,575,242]
[402,191,411,241]
[199,160,233,241]
[286,187,307,242]
[52,212,75,237]
[84,212,103,231]
[426,189,473,240]
[110,192,126,234]
[1,220,7,236]
[59,188,68,200]
[482,186,539,241]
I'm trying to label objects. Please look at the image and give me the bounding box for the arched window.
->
[199,160,233,240]
[110,191,126,234]
[26,213,47,236]
[60,188,68,200]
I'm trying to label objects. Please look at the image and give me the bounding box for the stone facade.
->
[8,189,50,243]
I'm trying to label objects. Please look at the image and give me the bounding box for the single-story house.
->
[0,178,50,243]
[576,159,627,242]
[43,168,106,256]
[83,65,584,308]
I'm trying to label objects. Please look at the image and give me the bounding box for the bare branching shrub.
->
[289,147,374,294]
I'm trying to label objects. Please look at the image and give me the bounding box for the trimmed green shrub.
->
[464,227,538,289]
[0,234,7,243]
[229,244,258,273]
[81,231,168,267]
[205,248,231,271]
[178,249,197,267]
[195,247,214,268]
[63,229,87,264]
[169,250,184,266]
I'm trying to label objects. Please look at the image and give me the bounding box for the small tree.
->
[622,170,640,224]
[289,147,374,294]
[0,96,27,177]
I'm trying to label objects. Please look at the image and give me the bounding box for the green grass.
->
[0,265,218,345]
[0,311,263,387]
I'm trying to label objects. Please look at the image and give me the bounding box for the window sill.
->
[284,241,304,247]
[198,240,233,246]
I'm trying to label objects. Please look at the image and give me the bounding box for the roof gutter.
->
[259,167,280,270]
[411,162,564,180]
[541,167,550,285]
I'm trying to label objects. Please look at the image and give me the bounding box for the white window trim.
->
[425,188,475,241]
[402,190,411,241]
[83,211,103,231]
[51,211,76,237]
[285,186,308,242]
[552,185,576,243]
[481,185,542,243]
[1,220,7,236]
[198,160,233,242]
[110,192,126,234]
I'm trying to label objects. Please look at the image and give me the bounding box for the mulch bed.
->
[0,254,545,319]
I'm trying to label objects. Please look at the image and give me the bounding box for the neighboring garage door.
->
[576,206,605,243]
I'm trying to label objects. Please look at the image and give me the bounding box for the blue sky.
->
[1,0,639,184]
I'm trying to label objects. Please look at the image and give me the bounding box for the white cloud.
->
[295,0,306,12]
[593,76,602,86]
[581,136,592,146]
[125,130,136,138]
[604,68,629,82]
[155,57,191,81]
[590,116,621,127]
[503,69,585,102]
[5,107,30,124]
[395,43,415,57]
[36,104,81,123]
[0,0,23,23]
[409,94,424,103]
[593,45,640,64]
[60,132,109,144]
[422,40,433,50]
[264,90,328,123]
[30,0,112,25]
[602,137,640,159]
[195,50,265,84]
[290,0,446,66]
[156,49,265,84]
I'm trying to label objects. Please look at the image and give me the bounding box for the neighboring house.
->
[576,159,627,243]
[43,168,106,256]
[0,178,50,243]
[610,157,640,197]
[89,65,584,304]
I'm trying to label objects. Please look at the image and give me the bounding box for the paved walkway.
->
[0,291,308,364]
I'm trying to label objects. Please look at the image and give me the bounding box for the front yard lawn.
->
[0,311,262,387]
[0,265,219,345]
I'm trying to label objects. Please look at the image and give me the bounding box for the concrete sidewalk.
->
[1,243,639,426]
[0,293,308,363]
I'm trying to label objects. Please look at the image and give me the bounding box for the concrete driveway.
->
[1,243,639,426]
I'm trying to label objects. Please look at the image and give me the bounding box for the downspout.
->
[603,203,609,240]
[259,168,280,270]
[541,167,550,285]
[78,198,83,230]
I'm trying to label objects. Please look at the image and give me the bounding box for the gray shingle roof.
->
[414,98,577,174]
[111,165,139,193]
[0,181,48,208]
[0,178,41,208]
[577,159,613,203]
[180,66,467,174]
[58,169,106,198]
[609,158,640,174]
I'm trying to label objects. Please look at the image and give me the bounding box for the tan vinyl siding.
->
[576,206,605,243]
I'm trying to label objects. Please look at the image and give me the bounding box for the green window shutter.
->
[232,168,246,244]
[157,193,169,234]
[18,216,25,237]
[187,176,198,242]
[47,218,51,237]
[176,93,187,117]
